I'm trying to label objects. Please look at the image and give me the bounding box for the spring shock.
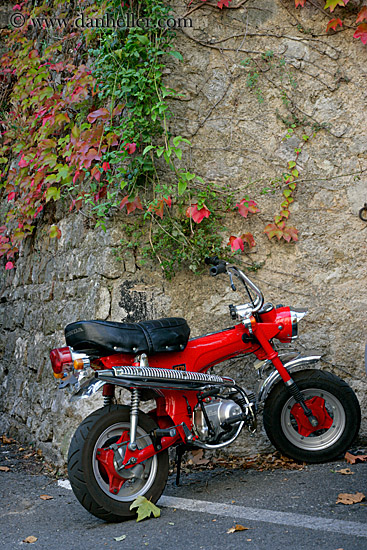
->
[128,388,141,451]
[102,384,115,407]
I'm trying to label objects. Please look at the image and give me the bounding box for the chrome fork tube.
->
[128,388,140,451]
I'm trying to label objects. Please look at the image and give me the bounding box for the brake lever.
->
[228,272,236,291]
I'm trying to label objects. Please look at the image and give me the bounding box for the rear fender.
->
[257,354,321,404]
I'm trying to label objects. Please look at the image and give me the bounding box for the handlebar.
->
[205,257,264,314]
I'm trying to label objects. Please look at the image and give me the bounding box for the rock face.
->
[1,1,366,464]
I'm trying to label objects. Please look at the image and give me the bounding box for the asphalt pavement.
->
[1,450,367,550]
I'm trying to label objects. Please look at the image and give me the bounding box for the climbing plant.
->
[0,0,259,276]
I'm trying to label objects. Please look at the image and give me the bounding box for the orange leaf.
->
[356,6,367,24]
[119,196,143,214]
[227,524,250,533]
[345,451,367,464]
[0,466,11,472]
[40,494,54,500]
[241,232,256,249]
[336,492,365,505]
[23,536,38,544]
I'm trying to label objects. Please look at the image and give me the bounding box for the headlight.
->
[290,308,308,340]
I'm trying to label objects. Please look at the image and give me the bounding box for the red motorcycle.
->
[50,257,361,522]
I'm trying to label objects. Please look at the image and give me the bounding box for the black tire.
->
[67,405,169,522]
[263,370,361,463]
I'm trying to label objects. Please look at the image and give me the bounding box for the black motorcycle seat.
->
[65,317,190,356]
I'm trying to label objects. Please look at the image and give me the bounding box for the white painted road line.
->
[58,480,366,537]
[158,495,367,538]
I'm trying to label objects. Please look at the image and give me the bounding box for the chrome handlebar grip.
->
[227,266,264,314]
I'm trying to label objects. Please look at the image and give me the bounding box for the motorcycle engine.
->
[192,398,242,443]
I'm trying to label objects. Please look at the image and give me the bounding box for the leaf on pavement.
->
[23,536,38,543]
[0,466,11,472]
[40,494,53,500]
[335,468,354,475]
[1,435,13,444]
[130,496,161,522]
[345,452,367,464]
[114,535,126,541]
[227,524,250,533]
[336,492,365,505]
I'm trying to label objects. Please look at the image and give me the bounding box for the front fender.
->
[257,353,321,404]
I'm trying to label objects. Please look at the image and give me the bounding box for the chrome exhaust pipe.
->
[96,366,235,391]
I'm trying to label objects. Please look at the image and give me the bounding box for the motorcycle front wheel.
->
[263,370,361,463]
[67,405,169,522]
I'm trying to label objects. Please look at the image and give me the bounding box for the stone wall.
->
[1,0,367,464]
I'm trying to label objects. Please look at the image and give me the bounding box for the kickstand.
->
[175,446,186,486]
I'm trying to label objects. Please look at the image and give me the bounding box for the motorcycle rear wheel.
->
[67,405,169,522]
[263,370,361,463]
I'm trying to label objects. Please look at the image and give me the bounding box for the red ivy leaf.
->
[91,166,101,182]
[102,162,110,171]
[124,143,137,155]
[326,18,342,31]
[18,155,29,168]
[356,7,367,24]
[7,192,16,202]
[354,23,367,45]
[5,261,14,270]
[119,196,143,214]
[87,108,110,124]
[236,199,259,218]
[186,204,210,223]
[295,0,307,7]
[217,0,231,7]
[94,185,107,203]
[282,226,299,242]
[228,235,244,252]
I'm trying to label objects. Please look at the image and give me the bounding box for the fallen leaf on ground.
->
[23,536,38,543]
[189,449,210,466]
[1,435,13,444]
[130,496,160,522]
[345,452,367,464]
[336,492,365,505]
[114,535,126,541]
[336,468,354,475]
[0,466,11,472]
[227,524,250,533]
[39,495,53,500]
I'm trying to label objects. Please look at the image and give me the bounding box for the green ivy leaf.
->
[136,35,149,46]
[169,51,183,61]
[45,187,61,202]
[130,496,161,522]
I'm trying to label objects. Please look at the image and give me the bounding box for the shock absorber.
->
[102,384,115,407]
[128,388,141,451]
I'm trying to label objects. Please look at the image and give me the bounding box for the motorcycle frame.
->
[93,316,312,434]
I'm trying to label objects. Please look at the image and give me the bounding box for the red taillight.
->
[50,347,72,375]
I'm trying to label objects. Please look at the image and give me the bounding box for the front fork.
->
[254,328,319,427]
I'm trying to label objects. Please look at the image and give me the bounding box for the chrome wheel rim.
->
[92,421,158,502]
[281,389,346,451]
